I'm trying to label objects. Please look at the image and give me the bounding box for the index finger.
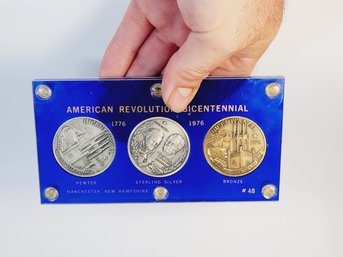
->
[100,0,153,77]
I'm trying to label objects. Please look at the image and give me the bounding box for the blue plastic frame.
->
[32,77,284,203]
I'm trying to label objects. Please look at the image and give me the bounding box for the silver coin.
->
[128,117,190,177]
[53,117,116,177]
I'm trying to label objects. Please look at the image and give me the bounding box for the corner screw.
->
[265,83,281,98]
[153,186,169,201]
[44,187,59,202]
[36,85,52,100]
[150,83,162,98]
[261,184,277,199]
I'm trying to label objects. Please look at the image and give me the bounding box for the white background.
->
[0,1,342,256]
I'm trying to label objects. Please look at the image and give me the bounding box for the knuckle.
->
[134,55,158,76]
[176,65,209,85]
[111,37,137,55]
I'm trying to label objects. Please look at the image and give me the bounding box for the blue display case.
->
[32,77,284,203]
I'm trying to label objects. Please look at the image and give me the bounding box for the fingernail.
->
[167,87,193,113]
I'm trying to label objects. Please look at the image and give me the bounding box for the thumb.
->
[162,32,228,112]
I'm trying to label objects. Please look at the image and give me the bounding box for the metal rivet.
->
[150,83,162,98]
[261,184,277,199]
[153,186,168,201]
[44,187,59,202]
[265,83,281,98]
[36,85,52,99]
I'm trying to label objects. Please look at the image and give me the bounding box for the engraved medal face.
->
[53,117,116,177]
[128,117,190,177]
[203,116,266,177]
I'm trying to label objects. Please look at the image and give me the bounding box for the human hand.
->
[100,0,284,112]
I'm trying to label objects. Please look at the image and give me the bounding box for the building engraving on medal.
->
[128,117,190,177]
[204,116,266,177]
[53,117,116,177]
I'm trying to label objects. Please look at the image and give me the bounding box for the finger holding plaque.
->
[53,117,116,177]
[128,117,190,177]
[204,116,266,177]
